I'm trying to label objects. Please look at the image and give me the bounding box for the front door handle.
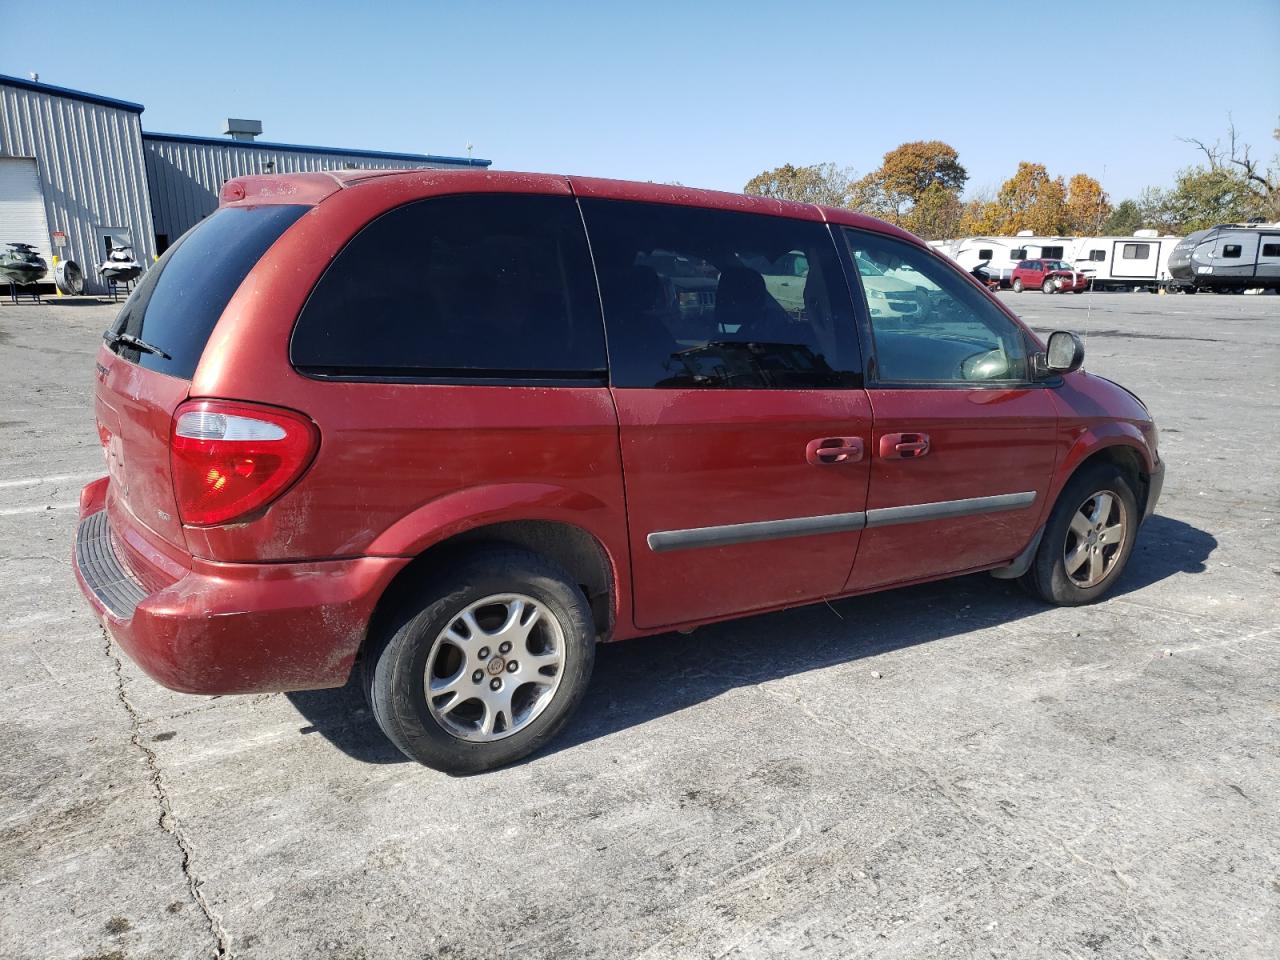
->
[806,436,864,465]
[880,432,931,460]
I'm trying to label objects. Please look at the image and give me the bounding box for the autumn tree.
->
[1064,174,1112,234]
[847,173,897,221]
[987,162,1069,234]
[903,183,964,240]
[879,140,967,198]
[956,186,1002,235]
[743,163,853,207]
[850,141,968,238]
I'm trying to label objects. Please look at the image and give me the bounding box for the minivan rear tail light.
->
[170,400,318,526]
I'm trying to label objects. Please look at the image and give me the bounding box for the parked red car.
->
[74,170,1162,772]
[1012,259,1089,293]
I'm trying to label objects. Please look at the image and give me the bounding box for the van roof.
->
[218,168,925,248]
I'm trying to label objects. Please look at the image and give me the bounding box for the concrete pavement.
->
[1,290,1276,959]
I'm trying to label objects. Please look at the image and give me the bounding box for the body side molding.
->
[647,512,866,553]
[647,491,1037,553]
[864,491,1036,528]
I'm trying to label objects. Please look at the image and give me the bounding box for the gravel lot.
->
[1,290,1277,960]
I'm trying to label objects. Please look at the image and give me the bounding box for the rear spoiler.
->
[219,173,349,208]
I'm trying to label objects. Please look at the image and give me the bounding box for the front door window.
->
[843,230,1029,385]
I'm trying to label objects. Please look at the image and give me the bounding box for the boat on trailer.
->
[99,246,142,284]
[0,242,48,286]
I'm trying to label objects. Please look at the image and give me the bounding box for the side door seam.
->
[568,184,638,636]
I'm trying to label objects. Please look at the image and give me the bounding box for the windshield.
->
[1045,260,1072,271]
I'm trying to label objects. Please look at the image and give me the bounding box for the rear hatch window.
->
[106,204,308,379]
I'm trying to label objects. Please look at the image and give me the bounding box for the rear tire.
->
[363,546,596,773]
[1020,463,1139,605]
[1012,278,1024,293]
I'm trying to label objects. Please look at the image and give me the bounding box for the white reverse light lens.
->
[175,411,287,441]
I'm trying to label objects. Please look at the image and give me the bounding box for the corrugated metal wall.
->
[143,137,466,243]
[0,83,156,293]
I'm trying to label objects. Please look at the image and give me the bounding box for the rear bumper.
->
[73,479,408,695]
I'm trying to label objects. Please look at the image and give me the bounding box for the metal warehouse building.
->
[1,73,490,293]
[0,76,156,291]
[142,132,489,250]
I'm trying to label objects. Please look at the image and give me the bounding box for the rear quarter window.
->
[290,194,606,381]
[108,205,308,379]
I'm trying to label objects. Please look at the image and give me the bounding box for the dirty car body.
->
[73,169,1163,771]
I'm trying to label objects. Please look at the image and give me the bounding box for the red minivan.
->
[74,170,1163,772]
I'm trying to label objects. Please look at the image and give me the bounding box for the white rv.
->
[1070,230,1182,291]
[934,232,1080,284]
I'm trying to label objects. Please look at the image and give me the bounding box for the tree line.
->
[743,123,1280,240]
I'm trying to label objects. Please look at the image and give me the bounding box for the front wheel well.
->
[363,521,616,665]
[1069,445,1150,515]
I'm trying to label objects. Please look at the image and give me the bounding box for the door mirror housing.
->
[1038,330,1085,377]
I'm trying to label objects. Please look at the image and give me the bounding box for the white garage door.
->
[0,157,53,267]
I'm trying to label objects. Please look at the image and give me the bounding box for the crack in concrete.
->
[102,627,232,959]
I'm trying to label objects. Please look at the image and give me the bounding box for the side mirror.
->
[1042,330,1085,375]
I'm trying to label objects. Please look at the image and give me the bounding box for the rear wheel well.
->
[364,521,616,665]
[1070,445,1149,514]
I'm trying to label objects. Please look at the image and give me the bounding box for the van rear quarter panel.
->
[187,171,633,628]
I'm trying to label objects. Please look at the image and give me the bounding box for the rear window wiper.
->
[103,330,172,360]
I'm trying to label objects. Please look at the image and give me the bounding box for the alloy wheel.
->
[424,594,565,742]
[1064,491,1128,588]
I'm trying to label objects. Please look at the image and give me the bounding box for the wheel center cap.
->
[486,657,506,676]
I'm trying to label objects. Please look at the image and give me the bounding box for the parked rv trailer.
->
[1167,222,1280,293]
[936,233,1079,284]
[1071,230,1182,291]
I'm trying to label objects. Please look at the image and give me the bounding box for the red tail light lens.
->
[170,400,318,526]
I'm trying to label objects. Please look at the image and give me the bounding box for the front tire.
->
[1042,278,1056,294]
[1020,463,1138,605]
[364,546,596,773]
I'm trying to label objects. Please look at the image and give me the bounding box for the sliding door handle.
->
[880,432,931,460]
[806,437,864,465]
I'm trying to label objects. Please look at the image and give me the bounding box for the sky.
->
[6,0,1279,202]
